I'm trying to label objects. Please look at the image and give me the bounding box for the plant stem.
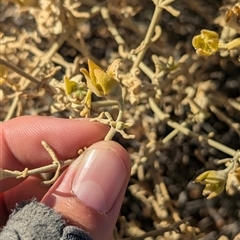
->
[104,103,124,140]
[1,159,74,181]
[120,217,190,240]
[219,38,240,50]
[0,58,40,84]
[149,97,237,157]
[4,29,72,121]
[131,0,162,71]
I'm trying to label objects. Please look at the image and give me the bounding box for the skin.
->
[0,116,131,240]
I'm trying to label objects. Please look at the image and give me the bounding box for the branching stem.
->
[104,108,124,140]
[131,0,162,71]
[4,29,72,121]
[0,141,75,184]
[120,217,190,240]
[149,97,237,157]
[0,58,40,84]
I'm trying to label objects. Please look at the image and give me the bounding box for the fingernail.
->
[71,146,127,213]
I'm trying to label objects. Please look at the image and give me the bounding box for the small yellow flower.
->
[64,76,77,95]
[80,59,122,100]
[64,75,88,102]
[79,59,123,116]
[192,30,219,56]
[194,170,227,199]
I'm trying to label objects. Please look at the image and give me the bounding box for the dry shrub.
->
[1,0,240,239]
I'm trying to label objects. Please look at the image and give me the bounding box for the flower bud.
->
[194,170,227,199]
[80,59,123,102]
[192,30,219,56]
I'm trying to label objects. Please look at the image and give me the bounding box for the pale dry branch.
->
[1,139,75,184]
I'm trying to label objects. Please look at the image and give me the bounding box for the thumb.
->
[41,141,130,240]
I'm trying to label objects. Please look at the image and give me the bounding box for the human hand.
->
[1,116,131,240]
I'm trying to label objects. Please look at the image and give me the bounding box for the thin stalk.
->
[219,38,240,50]
[120,218,190,240]
[131,0,162,70]
[104,100,124,140]
[149,97,237,157]
[1,159,74,180]
[0,58,40,84]
[4,29,72,121]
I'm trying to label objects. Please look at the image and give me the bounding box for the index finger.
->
[1,116,109,192]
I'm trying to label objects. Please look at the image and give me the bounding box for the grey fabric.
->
[61,226,93,240]
[0,199,93,240]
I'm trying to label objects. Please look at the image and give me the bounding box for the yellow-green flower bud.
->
[64,76,88,102]
[194,170,227,199]
[64,76,77,95]
[80,59,122,101]
[192,29,219,56]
